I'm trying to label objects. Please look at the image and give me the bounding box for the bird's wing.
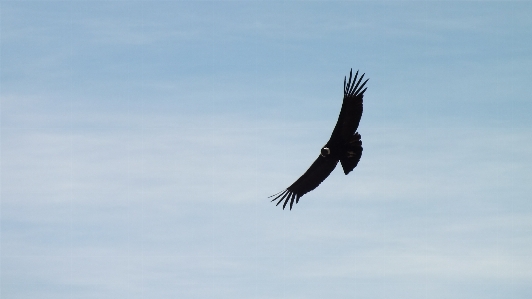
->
[328,69,368,144]
[270,156,338,210]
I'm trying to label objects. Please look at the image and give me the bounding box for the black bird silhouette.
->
[270,69,368,210]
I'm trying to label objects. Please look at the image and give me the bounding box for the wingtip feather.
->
[276,191,291,207]
[350,73,364,94]
[344,69,369,97]
[289,193,297,210]
[346,69,353,94]
[354,78,369,95]
[270,190,286,202]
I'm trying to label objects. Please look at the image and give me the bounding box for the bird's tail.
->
[340,132,363,175]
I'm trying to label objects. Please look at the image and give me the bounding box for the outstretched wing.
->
[270,156,338,210]
[328,69,368,144]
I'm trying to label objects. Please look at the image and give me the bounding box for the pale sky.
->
[1,1,531,298]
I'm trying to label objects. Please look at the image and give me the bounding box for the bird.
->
[270,69,368,210]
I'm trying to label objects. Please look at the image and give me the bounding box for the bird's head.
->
[320,147,330,157]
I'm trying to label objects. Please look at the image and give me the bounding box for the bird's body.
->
[270,69,368,209]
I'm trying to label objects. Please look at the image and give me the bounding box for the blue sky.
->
[1,1,531,298]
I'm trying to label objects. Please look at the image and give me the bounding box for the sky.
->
[1,1,531,298]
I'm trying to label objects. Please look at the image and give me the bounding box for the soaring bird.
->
[270,69,368,210]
